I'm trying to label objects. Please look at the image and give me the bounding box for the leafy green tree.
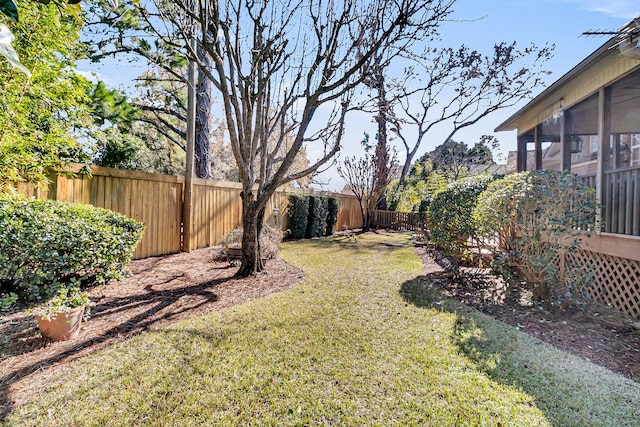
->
[83,0,215,177]
[0,1,91,190]
[0,0,82,73]
[387,135,497,212]
[428,136,497,180]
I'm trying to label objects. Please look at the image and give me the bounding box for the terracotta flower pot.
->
[35,305,85,341]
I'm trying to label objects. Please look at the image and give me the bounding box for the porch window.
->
[565,93,599,178]
[603,70,640,235]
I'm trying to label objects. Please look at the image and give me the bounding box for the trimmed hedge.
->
[326,197,339,236]
[428,174,494,262]
[287,194,309,239]
[306,196,328,238]
[0,195,145,302]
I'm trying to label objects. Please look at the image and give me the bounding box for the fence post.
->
[182,40,197,253]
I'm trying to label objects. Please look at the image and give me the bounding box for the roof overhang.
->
[494,37,617,133]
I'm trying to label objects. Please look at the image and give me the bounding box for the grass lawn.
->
[6,232,640,426]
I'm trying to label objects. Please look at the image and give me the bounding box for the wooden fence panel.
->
[191,179,243,250]
[336,196,363,231]
[84,168,183,259]
[13,165,363,257]
[267,191,290,230]
[371,210,422,231]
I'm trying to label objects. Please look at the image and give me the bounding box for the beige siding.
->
[514,51,640,134]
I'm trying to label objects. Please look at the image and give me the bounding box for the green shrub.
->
[427,174,494,262]
[287,194,310,239]
[306,196,328,238]
[418,197,431,224]
[0,195,145,303]
[326,197,339,236]
[474,170,597,305]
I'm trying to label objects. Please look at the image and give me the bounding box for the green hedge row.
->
[427,170,597,305]
[428,174,495,261]
[288,195,310,239]
[0,195,145,303]
[287,194,338,239]
[326,197,339,236]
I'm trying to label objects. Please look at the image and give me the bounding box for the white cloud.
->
[562,0,639,20]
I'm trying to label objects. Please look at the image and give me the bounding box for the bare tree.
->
[388,42,553,184]
[157,0,455,275]
[338,134,397,230]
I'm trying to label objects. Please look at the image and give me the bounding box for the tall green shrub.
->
[326,197,339,236]
[0,195,145,303]
[474,170,597,304]
[428,174,494,262]
[287,194,309,239]
[306,196,328,238]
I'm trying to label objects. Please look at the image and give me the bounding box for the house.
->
[495,17,640,319]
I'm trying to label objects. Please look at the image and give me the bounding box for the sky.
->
[78,0,640,192]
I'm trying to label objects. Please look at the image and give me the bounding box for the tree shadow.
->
[0,275,228,420]
[399,274,639,426]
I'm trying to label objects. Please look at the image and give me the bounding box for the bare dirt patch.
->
[0,248,303,418]
[414,244,640,383]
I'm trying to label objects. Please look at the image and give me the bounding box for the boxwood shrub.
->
[306,196,328,238]
[287,194,309,239]
[326,197,339,236]
[0,195,145,303]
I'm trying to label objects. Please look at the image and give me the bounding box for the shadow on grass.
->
[0,276,226,421]
[400,274,640,426]
[400,275,553,414]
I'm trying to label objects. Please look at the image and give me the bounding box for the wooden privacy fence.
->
[15,165,364,259]
[370,210,423,231]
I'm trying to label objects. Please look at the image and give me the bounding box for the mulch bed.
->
[0,248,303,418]
[413,244,640,383]
[1,238,639,419]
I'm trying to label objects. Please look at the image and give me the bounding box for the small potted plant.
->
[221,228,244,261]
[31,287,89,341]
[221,225,283,264]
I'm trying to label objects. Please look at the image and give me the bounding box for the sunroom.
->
[495,17,640,319]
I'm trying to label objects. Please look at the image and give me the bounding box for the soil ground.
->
[413,243,640,383]
[1,234,638,419]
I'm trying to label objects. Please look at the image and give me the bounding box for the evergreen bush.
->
[0,195,145,303]
[427,174,494,262]
[287,194,309,239]
[306,196,328,238]
[326,197,339,236]
[474,170,597,305]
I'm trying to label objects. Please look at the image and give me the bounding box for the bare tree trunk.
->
[359,199,370,231]
[195,42,212,179]
[398,143,422,186]
[237,191,265,276]
[372,64,389,212]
